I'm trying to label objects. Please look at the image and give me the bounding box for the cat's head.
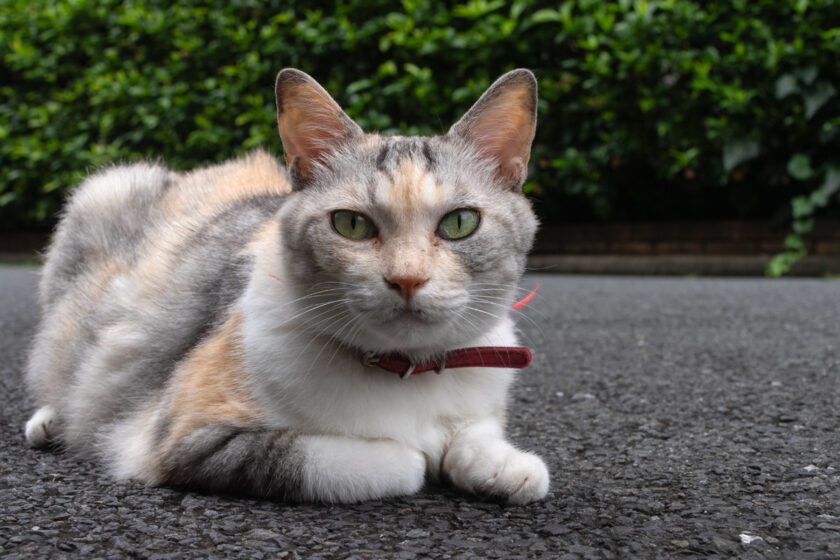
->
[274,68,539,358]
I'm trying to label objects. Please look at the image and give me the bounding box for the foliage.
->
[2,0,839,258]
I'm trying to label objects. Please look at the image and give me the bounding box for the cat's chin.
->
[343,313,498,359]
[389,308,441,326]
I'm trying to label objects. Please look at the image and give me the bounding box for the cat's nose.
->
[384,276,428,302]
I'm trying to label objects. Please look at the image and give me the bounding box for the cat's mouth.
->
[339,293,487,352]
[392,306,437,324]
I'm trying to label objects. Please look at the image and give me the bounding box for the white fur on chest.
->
[240,238,517,461]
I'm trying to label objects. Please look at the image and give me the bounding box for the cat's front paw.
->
[443,438,549,504]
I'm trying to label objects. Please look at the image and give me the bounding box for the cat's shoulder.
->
[176,148,291,199]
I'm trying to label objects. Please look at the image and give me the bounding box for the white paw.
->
[443,439,549,504]
[25,406,59,448]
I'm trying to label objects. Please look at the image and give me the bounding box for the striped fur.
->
[25,69,549,504]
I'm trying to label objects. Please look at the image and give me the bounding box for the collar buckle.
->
[362,351,380,367]
[400,362,416,380]
[434,354,446,374]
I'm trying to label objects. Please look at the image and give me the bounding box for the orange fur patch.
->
[160,149,290,223]
[389,157,443,227]
[393,159,427,206]
[162,312,261,451]
[133,150,288,297]
[244,219,280,258]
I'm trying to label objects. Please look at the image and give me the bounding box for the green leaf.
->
[787,153,814,181]
[722,139,760,173]
[807,166,840,207]
[823,167,840,197]
[639,98,655,112]
[378,61,397,76]
[346,79,373,95]
[794,66,818,85]
[784,232,807,251]
[791,196,813,218]
[774,74,798,99]
[792,219,814,235]
[529,8,562,23]
[804,81,837,119]
[452,0,505,18]
[766,250,804,277]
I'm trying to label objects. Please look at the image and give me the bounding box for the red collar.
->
[364,346,532,379]
[363,284,539,379]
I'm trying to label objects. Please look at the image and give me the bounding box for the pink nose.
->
[384,276,428,302]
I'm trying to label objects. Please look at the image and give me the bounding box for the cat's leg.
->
[442,418,549,504]
[145,424,426,503]
[25,405,60,448]
[296,433,427,503]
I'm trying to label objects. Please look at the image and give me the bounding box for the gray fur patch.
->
[370,137,440,179]
[164,425,304,501]
[84,193,286,420]
[421,139,437,171]
[40,163,175,309]
[375,142,391,172]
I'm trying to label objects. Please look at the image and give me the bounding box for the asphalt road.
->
[1,265,838,559]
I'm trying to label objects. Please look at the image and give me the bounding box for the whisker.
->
[470,297,546,335]
[264,287,351,309]
[268,298,353,331]
[325,312,370,368]
[302,311,365,378]
[281,308,353,350]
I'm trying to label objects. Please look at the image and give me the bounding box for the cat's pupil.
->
[351,214,357,230]
[457,213,462,229]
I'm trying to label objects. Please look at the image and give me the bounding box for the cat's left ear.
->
[447,69,538,191]
[275,68,363,187]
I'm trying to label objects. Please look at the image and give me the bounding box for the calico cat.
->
[24,68,549,504]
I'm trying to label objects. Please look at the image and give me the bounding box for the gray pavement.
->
[1,265,838,559]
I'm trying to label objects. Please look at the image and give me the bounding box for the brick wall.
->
[533,221,840,256]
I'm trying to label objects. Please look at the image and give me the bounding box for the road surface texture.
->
[1,265,838,559]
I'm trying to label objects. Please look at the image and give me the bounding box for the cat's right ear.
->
[275,69,363,188]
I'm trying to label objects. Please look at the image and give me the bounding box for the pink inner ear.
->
[468,86,536,170]
[279,82,347,163]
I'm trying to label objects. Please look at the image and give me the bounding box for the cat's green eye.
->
[331,210,376,241]
[438,209,480,240]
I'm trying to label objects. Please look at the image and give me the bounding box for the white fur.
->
[25,405,58,448]
[102,406,162,483]
[443,419,549,504]
[63,320,150,444]
[299,435,426,503]
[68,163,171,216]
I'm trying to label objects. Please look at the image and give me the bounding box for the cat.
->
[24,68,549,504]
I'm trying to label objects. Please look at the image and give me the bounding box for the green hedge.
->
[3,0,839,262]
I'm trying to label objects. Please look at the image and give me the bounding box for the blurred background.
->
[2,0,839,275]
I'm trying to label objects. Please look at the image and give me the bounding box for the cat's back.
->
[40,149,290,307]
[29,150,291,433]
